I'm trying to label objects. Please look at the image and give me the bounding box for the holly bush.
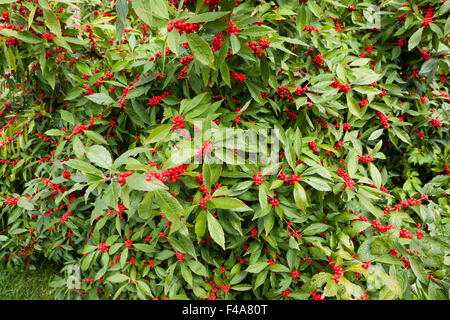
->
[0,0,449,300]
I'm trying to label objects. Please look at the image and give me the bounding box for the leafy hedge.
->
[0,0,449,300]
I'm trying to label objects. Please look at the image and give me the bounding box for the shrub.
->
[0,0,449,300]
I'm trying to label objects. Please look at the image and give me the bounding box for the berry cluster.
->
[117,171,132,186]
[200,194,213,210]
[172,115,186,131]
[428,118,442,127]
[6,196,20,206]
[62,170,71,180]
[204,0,221,10]
[72,125,90,138]
[376,111,389,128]
[330,80,351,93]
[148,90,172,107]
[334,141,344,150]
[167,19,201,34]
[312,54,324,68]
[303,25,320,34]
[420,48,431,61]
[421,6,434,27]
[399,228,413,239]
[176,251,185,262]
[245,39,270,57]
[253,171,264,186]
[330,263,344,283]
[42,33,56,42]
[98,242,108,252]
[309,141,318,153]
[195,141,213,159]
[311,291,324,300]
[358,154,374,164]
[226,19,239,36]
[338,168,355,190]
[211,32,224,52]
[343,122,352,131]
[267,193,279,207]
[294,85,309,95]
[118,84,135,109]
[372,219,394,233]
[289,174,302,185]
[145,164,188,183]
[359,99,369,108]
[230,72,246,83]
[277,86,294,102]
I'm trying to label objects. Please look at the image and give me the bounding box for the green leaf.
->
[347,149,358,177]
[85,145,113,169]
[43,9,61,37]
[368,129,384,141]
[81,252,96,271]
[369,163,382,188]
[66,159,103,175]
[154,190,184,229]
[408,27,423,51]
[392,127,411,145]
[206,197,253,212]
[349,68,381,85]
[180,263,193,286]
[303,177,331,191]
[112,147,149,169]
[106,273,129,283]
[116,0,128,24]
[145,124,172,144]
[17,197,34,210]
[356,194,384,218]
[133,243,157,253]
[44,129,64,136]
[152,0,168,20]
[202,161,212,194]
[126,173,167,191]
[59,110,74,124]
[0,29,40,44]
[85,130,108,145]
[302,223,330,236]
[245,261,268,273]
[268,264,290,273]
[293,182,308,213]
[220,62,231,87]
[136,280,153,298]
[207,212,225,250]
[230,33,241,55]
[347,95,362,119]
[187,260,209,277]
[166,29,180,57]
[195,210,207,240]
[103,182,120,208]
[187,11,230,23]
[86,93,115,105]
[349,58,371,67]
[133,0,153,26]
[353,86,381,95]
[186,33,215,69]
[370,237,392,255]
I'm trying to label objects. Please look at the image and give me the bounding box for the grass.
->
[0,258,60,300]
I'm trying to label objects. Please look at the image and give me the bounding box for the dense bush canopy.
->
[0,0,449,300]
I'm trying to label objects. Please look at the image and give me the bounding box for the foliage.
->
[0,0,449,300]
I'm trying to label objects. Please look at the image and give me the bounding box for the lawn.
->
[0,259,60,300]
